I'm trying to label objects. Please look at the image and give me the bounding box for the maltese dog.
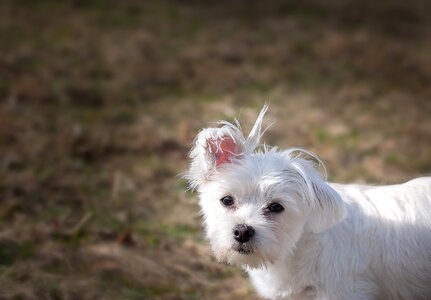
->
[187,106,431,300]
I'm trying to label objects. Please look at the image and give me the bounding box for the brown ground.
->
[0,0,430,299]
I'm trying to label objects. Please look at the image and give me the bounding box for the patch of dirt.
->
[0,0,430,299]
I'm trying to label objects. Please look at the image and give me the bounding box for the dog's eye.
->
[266,202,284,213]
[220,195,234,207]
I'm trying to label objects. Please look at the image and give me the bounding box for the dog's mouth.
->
[233,243,254,255]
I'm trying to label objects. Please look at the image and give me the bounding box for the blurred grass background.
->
[0,0,430,299]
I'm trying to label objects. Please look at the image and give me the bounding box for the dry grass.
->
[0,0,430,299]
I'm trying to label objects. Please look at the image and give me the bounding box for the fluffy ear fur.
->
[306,175,346,233]
[284,150,347,233]
[187,125,245,190]
[187,105,269,190]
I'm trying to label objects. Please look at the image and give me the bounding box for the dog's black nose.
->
[233,224,255,243]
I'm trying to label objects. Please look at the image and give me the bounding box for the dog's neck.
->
[246,229,323,298]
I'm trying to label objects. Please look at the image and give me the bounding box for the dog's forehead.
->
[236,153,285,175]
[218,154,286,196]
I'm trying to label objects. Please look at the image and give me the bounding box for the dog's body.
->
[249,178,431,300]
[187,107,431,300]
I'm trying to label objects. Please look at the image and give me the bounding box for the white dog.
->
[187,106,431,300]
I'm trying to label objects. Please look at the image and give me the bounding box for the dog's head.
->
[187,106,346,268]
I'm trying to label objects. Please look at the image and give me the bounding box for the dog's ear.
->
[187,125,245,190]
[208,134,240,167]
[306,175,346,233]
[286,154,346,233]
[187,105,268,190]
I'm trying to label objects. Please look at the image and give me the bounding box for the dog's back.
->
[331,177,431,299]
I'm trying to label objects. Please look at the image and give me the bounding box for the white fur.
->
[187,107,431,300]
